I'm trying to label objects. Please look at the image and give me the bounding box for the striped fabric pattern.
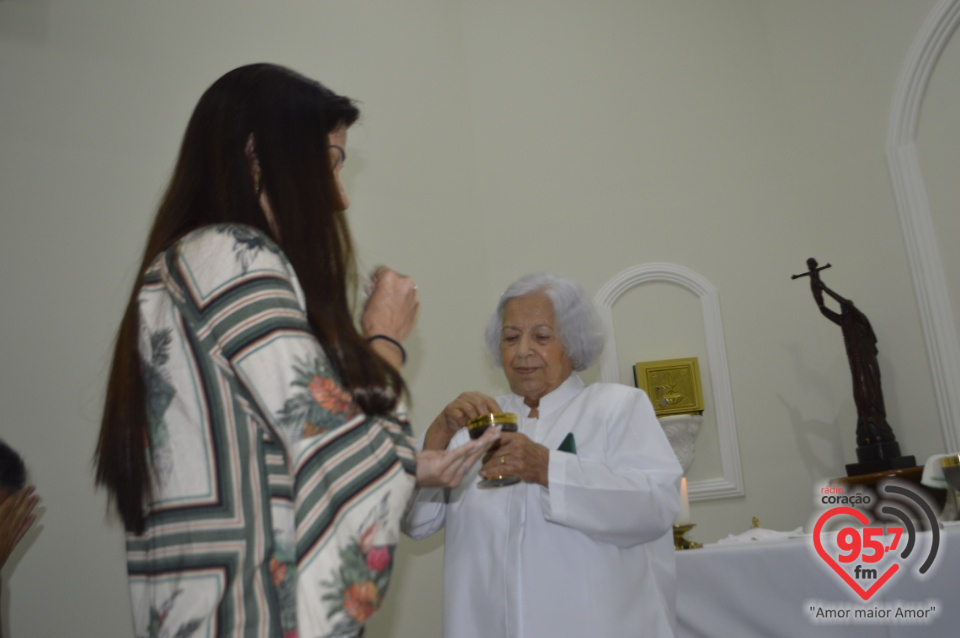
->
[127,224,416,638]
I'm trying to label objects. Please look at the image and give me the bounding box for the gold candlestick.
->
[673,523,702,550]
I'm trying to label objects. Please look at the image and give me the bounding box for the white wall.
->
[0,1,953,636]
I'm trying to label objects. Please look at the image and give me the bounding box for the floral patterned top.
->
[127,224,416,638]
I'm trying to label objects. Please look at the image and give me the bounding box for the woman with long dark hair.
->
[95,63,493,638]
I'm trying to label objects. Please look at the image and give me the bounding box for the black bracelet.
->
[367,334,407,365]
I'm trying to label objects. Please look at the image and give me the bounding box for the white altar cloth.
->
[676,523,960,637]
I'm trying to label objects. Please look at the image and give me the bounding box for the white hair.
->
[484,273,607,371]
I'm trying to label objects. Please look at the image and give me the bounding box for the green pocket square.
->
[558,433,577,454]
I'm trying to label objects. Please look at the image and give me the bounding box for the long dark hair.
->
[95,63,404,534]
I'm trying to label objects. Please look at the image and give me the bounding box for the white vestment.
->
[403,374,683,638]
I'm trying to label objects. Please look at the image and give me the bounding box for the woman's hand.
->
[362,266,419,341]
[416,426,500,488]
[480,432,550,487]
[0,486,39,569]
[423,391,502,451]
[361,266,419,368]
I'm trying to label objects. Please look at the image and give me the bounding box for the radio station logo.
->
[806,480,943,624]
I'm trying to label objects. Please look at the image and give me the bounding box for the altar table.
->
[675,523,960,637]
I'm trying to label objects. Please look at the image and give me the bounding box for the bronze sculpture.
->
[793,258,915,476]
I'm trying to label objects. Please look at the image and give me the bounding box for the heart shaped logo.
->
[813,506,899,601]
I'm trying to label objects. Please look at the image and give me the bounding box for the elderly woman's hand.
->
[423,392,501,451]
[416,426,500,488]
[480,432,550,488]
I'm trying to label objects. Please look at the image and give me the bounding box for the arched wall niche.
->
[595,264,744,500]
[887,0,960,452]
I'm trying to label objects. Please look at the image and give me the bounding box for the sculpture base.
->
[832,465,946,510]
[845,455,916,477]
[845,440,915,476]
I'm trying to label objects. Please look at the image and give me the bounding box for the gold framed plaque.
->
[634,357,704,417]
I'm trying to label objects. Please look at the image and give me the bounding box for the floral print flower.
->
[277,356,356,442]
[343,582,380,623]
[320,493,397,632]
[365,546,392,573]
[270,558,288,587]
[309,376,352,413]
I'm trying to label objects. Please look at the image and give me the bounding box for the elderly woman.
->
[404,273,683,637]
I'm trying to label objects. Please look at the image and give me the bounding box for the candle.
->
[677,477,691,525]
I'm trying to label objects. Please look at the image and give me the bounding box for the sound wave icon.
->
[878,482,941,575]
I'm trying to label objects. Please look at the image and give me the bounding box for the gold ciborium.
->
[468,412,520,488]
